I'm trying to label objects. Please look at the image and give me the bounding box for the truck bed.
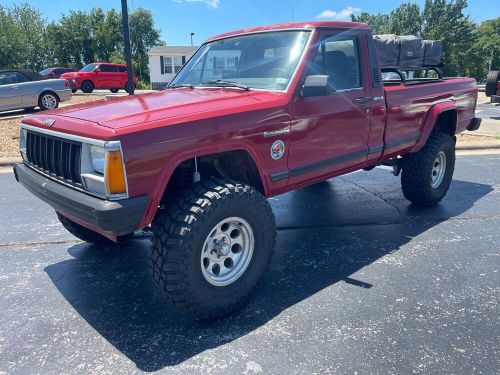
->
[380,77,477,160]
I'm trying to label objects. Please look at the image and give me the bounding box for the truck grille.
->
[26,131,82,186]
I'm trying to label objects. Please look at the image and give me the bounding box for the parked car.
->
[39,67,78,79]
[485,70,500,103]
[0,69,72,112]
[60,63,138,94]
[14,21,481,319]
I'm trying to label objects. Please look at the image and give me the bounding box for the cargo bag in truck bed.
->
[373,35,442,69]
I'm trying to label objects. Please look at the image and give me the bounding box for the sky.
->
[3,0,499,46]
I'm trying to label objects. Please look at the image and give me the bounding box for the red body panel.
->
[21,22,479,236]
[60,63,137,90]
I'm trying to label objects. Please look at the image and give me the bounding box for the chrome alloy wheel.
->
[41,94,57,109]
[431,151,446,188]
[201,217,254,286]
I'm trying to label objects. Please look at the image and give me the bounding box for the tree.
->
[422,0,477,77]
[129,8,163,82]
[390,3,422,36]
[352,12,392,34]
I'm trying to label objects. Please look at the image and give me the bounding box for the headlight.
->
[81,143,128,199]
[89,145,105,175]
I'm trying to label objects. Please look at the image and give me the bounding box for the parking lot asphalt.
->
[0,155,499,374]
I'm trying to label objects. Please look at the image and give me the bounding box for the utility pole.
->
[121,0,134,95]
[190,32,195,47]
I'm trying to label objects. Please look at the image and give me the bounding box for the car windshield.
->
[170,30,311,91]
[39,68,52,75]
[80,63,99,72]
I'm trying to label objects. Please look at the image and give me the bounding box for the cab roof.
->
[206,21,370,42]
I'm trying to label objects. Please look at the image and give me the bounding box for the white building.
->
[148,46,199,89]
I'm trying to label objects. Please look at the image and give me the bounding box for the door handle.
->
[12,85,19,89]
[353,96,371,104]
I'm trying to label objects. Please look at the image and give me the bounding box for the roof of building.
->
[148,46,199,55]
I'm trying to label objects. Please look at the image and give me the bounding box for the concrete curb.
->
[455,141,500,150]
[1,141,499,168]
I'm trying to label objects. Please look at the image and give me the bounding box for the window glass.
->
[164,57,173,74]
[174,56,183,73]
[118,66,127,72]
[0,72,17,85]
[99,64,115,73]
[53,69,63,75]
[80,63,98,72]
[39,68,52,75]
[309,35,362,90]
[171,31,311,91]
[15,72,29,82]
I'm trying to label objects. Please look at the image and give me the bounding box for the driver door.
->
[288,30,372,186]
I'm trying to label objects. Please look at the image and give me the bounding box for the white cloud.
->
[316,6,361,21]
[173,0,220,8]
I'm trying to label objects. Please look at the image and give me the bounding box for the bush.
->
[136,80,151,90]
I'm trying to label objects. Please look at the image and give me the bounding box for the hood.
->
[50,89,284,130]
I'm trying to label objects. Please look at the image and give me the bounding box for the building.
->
[148,46,199,90]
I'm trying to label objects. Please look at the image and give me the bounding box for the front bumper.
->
[14,163,148,237]
[57,88,73,102]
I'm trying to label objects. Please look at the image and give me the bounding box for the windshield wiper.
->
[164,84,194,89]
[201,80,249,91]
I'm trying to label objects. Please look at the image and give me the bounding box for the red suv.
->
[60,63,138,94]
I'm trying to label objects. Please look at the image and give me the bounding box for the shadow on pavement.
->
[44,177,492,372]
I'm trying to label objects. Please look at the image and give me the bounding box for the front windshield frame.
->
[170,29,313,92]
[79,63,99,72]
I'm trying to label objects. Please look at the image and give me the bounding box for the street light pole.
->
[190,32,195,47]
[121,0,134,95]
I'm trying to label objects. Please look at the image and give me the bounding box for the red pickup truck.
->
[14,22,481,319]
[60,62,138,93]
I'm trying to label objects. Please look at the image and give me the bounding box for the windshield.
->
[39,68,52,75]
[171,30,310,91]
[80,63,98,72]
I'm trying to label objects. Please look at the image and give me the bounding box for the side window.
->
[309,35,362,91]
[15,72,29,82]
[99,65,115,73]
[119,66,127,73]
[53,68,63,75]
[164,57,173,74]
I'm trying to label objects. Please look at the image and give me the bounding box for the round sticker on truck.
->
[271,140,285,160]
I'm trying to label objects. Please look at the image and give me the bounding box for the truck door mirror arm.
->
[300,75,333,97]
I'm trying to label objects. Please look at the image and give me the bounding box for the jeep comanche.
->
[14,21,481,319]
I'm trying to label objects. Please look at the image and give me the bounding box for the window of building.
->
[164,57,173,74]
[174,56,183,73]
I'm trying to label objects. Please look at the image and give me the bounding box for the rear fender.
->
[410,101,457,153]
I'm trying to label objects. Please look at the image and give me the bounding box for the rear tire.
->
[71,88,78,93]
[150,179,276,319]
[485,70,499,97]
[401,132,455,207]
[110,88,119,93]
[81,80,94,94]
[38,92,59,110]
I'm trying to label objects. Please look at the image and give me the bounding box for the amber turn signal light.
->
[105,150,127,195]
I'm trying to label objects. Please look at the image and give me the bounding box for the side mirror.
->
[300,75,331,97]
[48,72,54,77]
[95,68,101,73]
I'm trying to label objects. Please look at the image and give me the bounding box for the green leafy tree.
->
[352,12,392,34]
[390,3,422,36]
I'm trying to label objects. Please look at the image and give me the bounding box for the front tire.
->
[80,80,94,93]
[150,179,276,319]
[401,132,455,206]
[38,92,59,110]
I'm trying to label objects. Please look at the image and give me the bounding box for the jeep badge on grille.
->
[43,118,55,126]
